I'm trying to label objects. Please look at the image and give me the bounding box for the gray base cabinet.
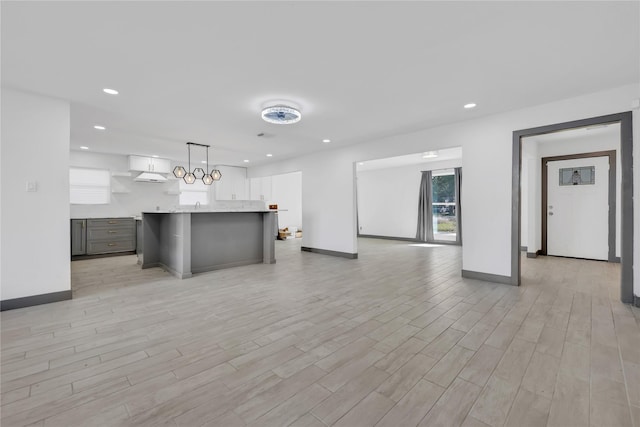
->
[71,219,87,256]
[71,217,136,258]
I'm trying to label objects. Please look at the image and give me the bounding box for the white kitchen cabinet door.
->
[250,176,272,201]
[150,158,171,173]
[129,155,171,173]
[214,166,248,200]
[129,155,151,172]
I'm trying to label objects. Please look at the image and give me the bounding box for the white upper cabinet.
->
[249,176,272,201]
[128,155,171,173]
[214,166,248,200]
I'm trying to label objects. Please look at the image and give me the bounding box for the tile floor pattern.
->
[1,238,639,427]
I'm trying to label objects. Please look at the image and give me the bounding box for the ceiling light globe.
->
[202,174,214,185]
[212,170,222,181]
[183,173,196,184]
[173,166,186,178]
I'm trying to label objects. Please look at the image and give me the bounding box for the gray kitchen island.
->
[139,210,276,278]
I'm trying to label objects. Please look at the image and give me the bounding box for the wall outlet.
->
[26,181,38,192]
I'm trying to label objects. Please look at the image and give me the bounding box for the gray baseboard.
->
[462,269,514,286]
[1,290,72,311]
[301,246,358,259]
[358,234,419,243]
[526,252,538,258]
[635,295,640,308]
[614,257,621,263]
[520,246,527,252]
[191,258,265,274]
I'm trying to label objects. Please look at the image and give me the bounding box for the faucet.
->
[195,201,201,210]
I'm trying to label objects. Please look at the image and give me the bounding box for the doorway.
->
[512,112,633,304]
[542,151,616,262]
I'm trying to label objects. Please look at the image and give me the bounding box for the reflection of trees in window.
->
[432,175,455,203]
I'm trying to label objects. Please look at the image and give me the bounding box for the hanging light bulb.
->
[184,172,196,184]
[202,145,214,185]
[183,143,195,184]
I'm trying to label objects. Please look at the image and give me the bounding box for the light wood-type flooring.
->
[2,238,639,427]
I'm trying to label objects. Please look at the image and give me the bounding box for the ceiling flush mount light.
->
[243,159,250,163]
[103,88,119,95]
[80,146,89,150]
[261,105,302,124]
[322,139,331,144]
[266,154,273,157]
[94,125,106,130]
[464,103,477,109]
[173,142,221,185]
[422,151,438,159]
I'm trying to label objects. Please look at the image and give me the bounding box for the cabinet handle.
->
[108,230,117,234]
[108,243,117,247]
[108,221,117,224]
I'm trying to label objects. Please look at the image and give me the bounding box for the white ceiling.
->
[2,2,638,166]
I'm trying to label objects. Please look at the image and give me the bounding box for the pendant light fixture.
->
[173,142,222,185]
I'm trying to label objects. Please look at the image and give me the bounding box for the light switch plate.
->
[26,181,38,192]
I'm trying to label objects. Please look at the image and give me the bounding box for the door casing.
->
[512,112,633,304]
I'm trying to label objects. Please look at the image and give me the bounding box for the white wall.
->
[357,159,462,239]
[69,151,179,218]
[271,171,302,231]
[1,89,71,301]
[249,84,638,286]
[521,142,540,251]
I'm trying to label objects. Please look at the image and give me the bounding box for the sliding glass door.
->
[432,171,457,242]
[417,167,461,244]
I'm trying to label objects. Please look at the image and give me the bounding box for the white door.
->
[546,156,609,260]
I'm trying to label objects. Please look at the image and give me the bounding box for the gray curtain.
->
[416,171,433,241]
[454,167,462,245]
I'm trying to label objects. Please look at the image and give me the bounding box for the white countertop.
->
[70,216,138,220]
[142,209,278,214]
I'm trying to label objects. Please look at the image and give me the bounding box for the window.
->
[431,169,458,242]
[69,168,110,204]
[179,180,209,206]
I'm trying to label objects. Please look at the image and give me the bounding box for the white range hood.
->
[133,172,168,183]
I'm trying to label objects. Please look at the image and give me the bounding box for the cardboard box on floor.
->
[278,227,292,240]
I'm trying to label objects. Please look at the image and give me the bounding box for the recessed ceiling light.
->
[422,151,438,159]
[358,162,364,165]
[80,146,89,150]
[464,103,477,109]
[243,159,250,163]
[94,125,106,130]
[322,139,331,143]
[152,155,159,158]
[103,88,119,95]
[266,154,273,157]
[201,160,207,164]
